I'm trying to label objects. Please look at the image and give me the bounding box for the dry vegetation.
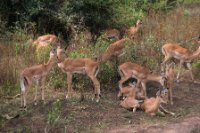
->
[0,4,200,133]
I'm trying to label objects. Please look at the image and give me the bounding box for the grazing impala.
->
[127,19,142,39]
[101,38,130,63]
[161,43,200,81]
[118,62,167,98]
[20,50,58,109]
[165,63,175,105]
[141,89,175,116]
[32,34,58,51]
[57,46,101,102]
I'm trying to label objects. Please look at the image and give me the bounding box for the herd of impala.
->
[20,19,200,116]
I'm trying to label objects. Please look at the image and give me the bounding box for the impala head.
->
[156,89,169,104]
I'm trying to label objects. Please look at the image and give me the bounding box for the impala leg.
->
[160,105,175,116]
[89,75,100,102]
[34,80,39,105]
[66,73,73,99]
[168,83,173,105]
[23,90,28,109]
[176,61,184,82]
[161,55,171,72]
[186,62,194,81]
[41,77,46,104]
[141,81,147,98]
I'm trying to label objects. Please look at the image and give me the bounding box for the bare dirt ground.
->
[1,79,200,133]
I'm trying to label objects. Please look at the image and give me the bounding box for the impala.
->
[141,89,175,116]
[118,62,167,98]
[161,43,200,81]
[57,46,101,102]
[101,38,130,63]
[120,83,141,112]
[127,19,142,39]
[20,50,58,109]
[32,34,58,51]
[118,82,145,100]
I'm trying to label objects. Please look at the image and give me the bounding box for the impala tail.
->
[20,76,27,92]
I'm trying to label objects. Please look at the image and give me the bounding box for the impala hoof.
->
[96,99,100,103]
[66,95,69,99]
[34,101,37,106]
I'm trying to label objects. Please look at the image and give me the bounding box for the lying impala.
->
[118,82,145,100]
[32,34,58,51]
[20,50,58,109]
[120,83,141,112]
[118,62,167,98]
[161,43,200,81]
[57,46,101,102]
[127,19,142,39]
[141,89,175,116]
[101,38,130,63]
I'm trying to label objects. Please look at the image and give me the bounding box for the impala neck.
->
[154,96,161,109]
[44,57,55,72]
[57,52,66,63]
[189,47,200,60]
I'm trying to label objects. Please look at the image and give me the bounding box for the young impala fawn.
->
[161,43,200,82]
[118,62,167,98]
[141,89,175,116]
[57,46,101,102]
[120,83,141,112]
[118,82,145,100]
[20,50,58,109]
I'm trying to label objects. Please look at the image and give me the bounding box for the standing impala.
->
[118,62,167,98]
[161,43,200,81]
[57,47,101,102]
[20,50,58,109]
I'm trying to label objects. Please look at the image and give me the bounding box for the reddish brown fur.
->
[141,90,168,116]
[118,62,167,98]
[101,38,129,63]
[57,47,101,102]
[33,34,58,51]
[20,50,57,108]
[162,43,200,81]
